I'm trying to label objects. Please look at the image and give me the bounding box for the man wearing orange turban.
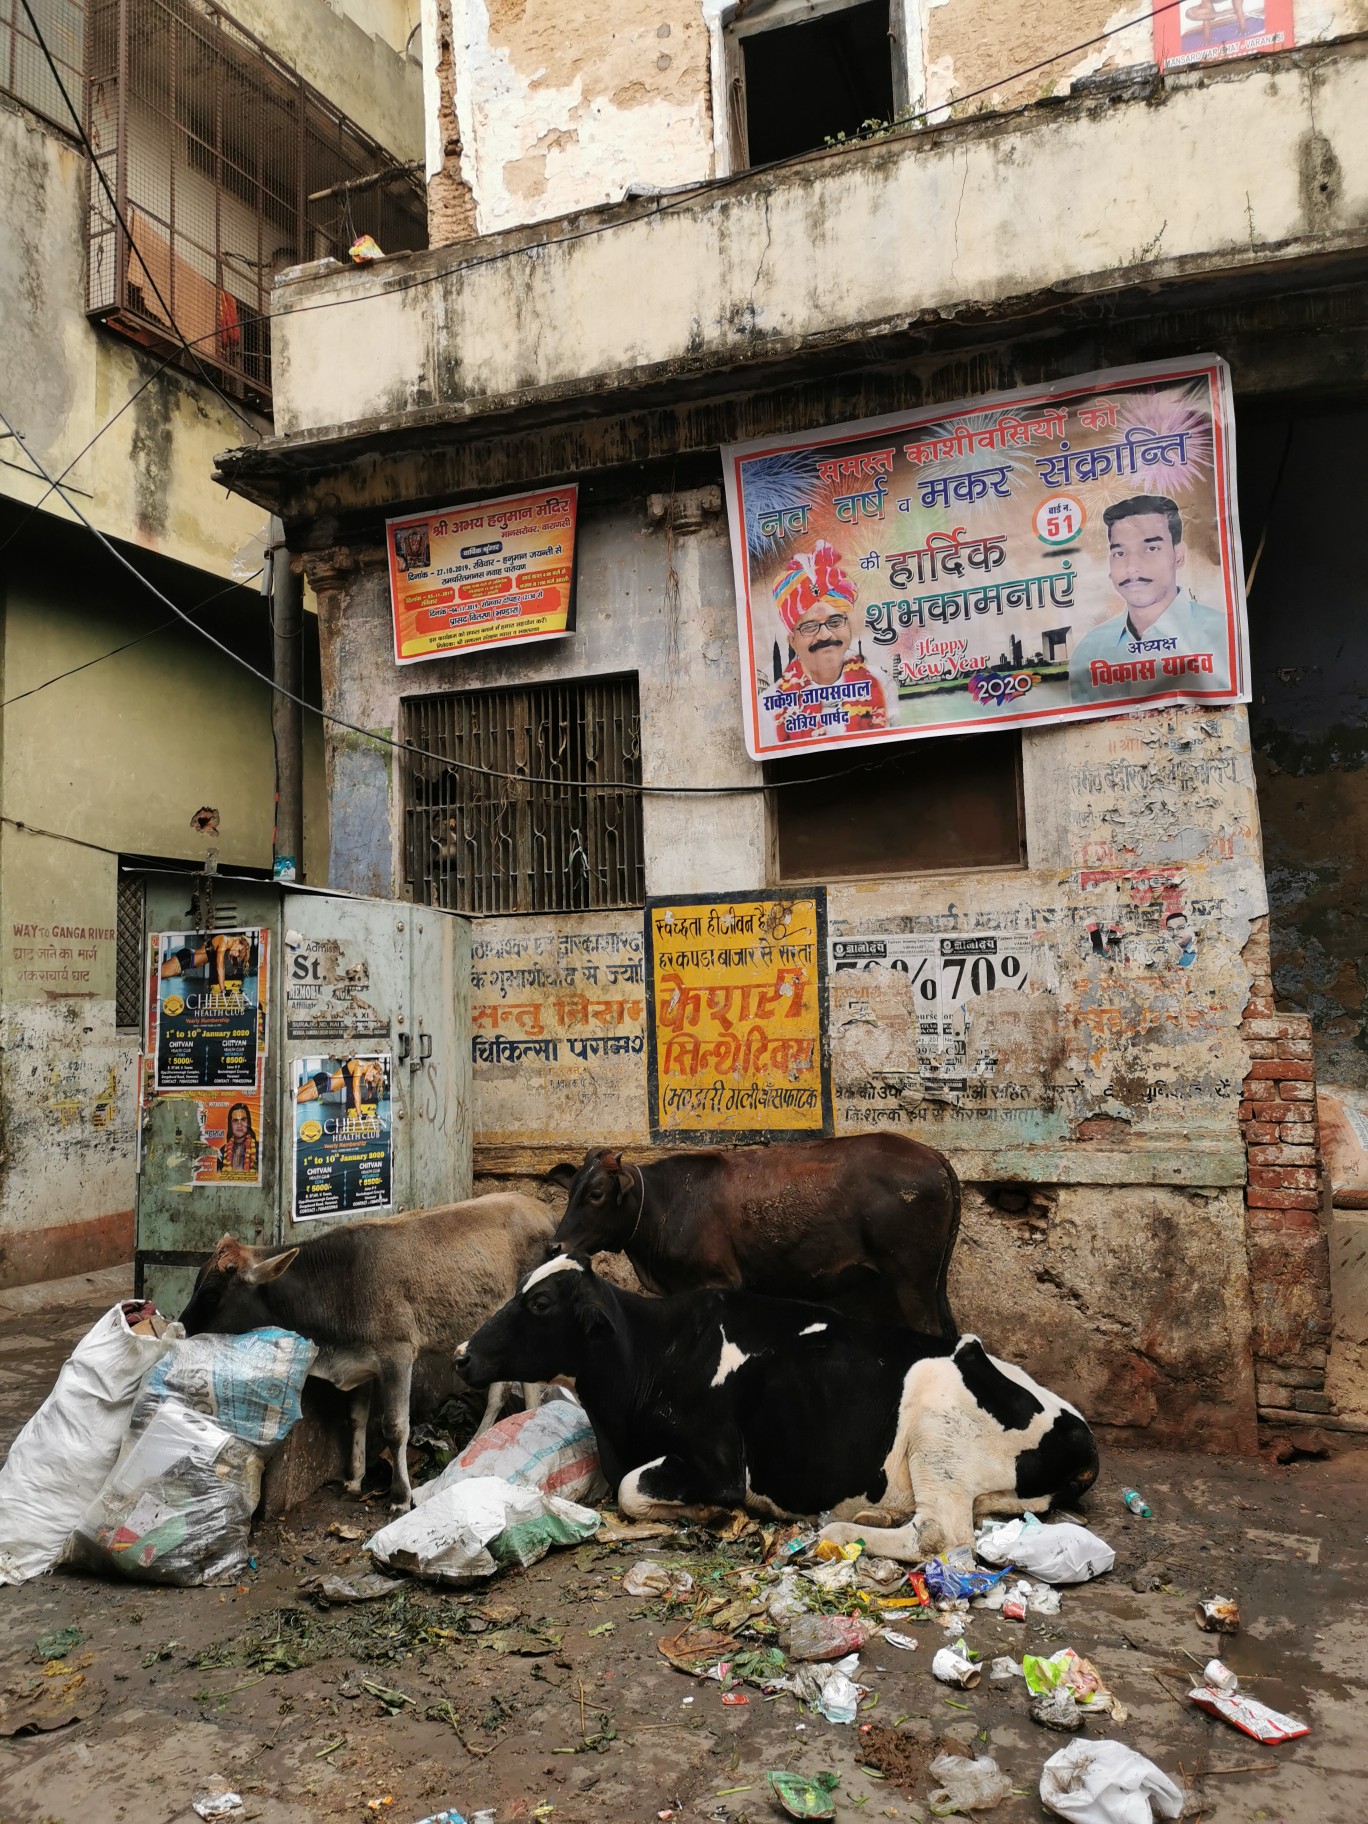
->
[766,540,892,743]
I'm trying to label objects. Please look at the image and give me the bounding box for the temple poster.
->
[722,357,1249,758]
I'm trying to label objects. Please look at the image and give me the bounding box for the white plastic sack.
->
[1040,1740,1184,1824]
[977,1518,1114,1584]
[69,1400,261,1585]
[0,1303,182,1585]
[414,1395,606,1509]
[368,1473,599,1584]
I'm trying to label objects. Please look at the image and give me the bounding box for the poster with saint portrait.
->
[722,357,1249,758]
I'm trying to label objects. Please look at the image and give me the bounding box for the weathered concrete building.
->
[0,0,426,1285]
[219,9,1368,1448]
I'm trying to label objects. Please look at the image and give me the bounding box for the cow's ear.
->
[245,1247,299,1286]
[543,1162,578,1190]
[574,1270,618,1336]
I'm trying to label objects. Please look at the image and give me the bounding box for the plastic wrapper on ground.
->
[1024,1648,1126,1721]
[1186,1684,1308,1743]
[0,1303,182,1585]
[928,1752,1013,1813]
[368,1474,599,1583]
[976,1518,1114,1584]
[69,1400,262,1584]
[766,1770,839,1818]
[623,1560,694,1599]
[414,1396,606,1508]
[787,1613,876,1661]
[1039,1740,1184,1824]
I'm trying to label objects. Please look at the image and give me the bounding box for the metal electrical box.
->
[133,874,471,1313]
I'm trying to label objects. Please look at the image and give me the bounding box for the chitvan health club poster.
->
[722,356,1250,760]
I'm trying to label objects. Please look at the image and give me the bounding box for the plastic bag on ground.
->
[623,1559,694,1599]
[924,1554,1011,1601]
[369,1474,599,1583]
[69,1400,261,1584]
[929,1753,1013,1813]
[130,1327,316,1448]
[413,1396,606,1508]
[776,1652,867,1722]
[976,1519,1114,1584]
[0,1302,182,1585]
[1039,1740,1184,1824]
[1186,1684,1308,1743]
[1024,1648,1126,1720]
[766,1770,839,1819]
[787,1613,876,1661]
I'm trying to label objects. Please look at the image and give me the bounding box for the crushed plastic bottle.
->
[1122,1488,1152,1518]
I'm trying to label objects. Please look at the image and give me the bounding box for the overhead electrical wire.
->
[0,568,263,708]
[1,409,920,799]
[17,0,260,439]
[7,0,1190,533]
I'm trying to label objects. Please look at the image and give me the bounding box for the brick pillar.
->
[1239,917,1334,1424]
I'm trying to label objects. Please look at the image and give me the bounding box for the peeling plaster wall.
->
[272,37,1368,441]
[305,478,1270,1443]
[420,1,1368,240]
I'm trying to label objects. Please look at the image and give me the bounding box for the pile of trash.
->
[0,1299,316,1588]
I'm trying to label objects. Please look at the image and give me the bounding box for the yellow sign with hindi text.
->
[644,892,831,1142]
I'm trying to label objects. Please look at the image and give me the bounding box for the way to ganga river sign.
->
[722,357,1249,758]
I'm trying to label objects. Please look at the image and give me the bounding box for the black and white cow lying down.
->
[458,1256,1098,1559]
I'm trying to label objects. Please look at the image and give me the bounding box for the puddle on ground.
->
[1207,1629,1350,1711]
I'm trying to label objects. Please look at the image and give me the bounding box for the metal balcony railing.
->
[85,0,426,408]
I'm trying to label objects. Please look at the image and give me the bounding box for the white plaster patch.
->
[522,1254,584,1290]
[799,1322,828,1336]
[710,1330,750,1387]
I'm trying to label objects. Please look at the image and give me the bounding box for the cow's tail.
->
[935,1156,962,1340]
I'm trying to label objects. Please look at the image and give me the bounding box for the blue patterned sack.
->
[130,1327,317,1449]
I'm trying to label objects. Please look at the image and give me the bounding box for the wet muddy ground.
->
[2,1276,1367,1824]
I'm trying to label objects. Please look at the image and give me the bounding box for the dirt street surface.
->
[3,1280,1368,1824]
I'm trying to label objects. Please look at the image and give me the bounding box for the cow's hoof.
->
[343,1479,363,1497]
[388,1495,414,1514]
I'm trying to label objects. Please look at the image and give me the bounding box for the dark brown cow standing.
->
[548,1134,960,1335]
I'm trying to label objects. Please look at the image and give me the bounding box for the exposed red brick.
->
[1242,997,1277,1019]
[1246,1059,1314,1081]
[1249,1165,1319,1191]
[1278,1039,1314,1060]
[1278,1104,1317,1124]
[1243,1080,1279,1101]
[1281,1081,1316,1102]
[1247,1185,1321,1210]
[1249,1145,1319,1168]
[1245,1122,1282,1144]
[1243,1039,1278,1060]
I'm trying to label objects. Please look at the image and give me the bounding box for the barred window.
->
[0,0,83,132]
[115,870,145,1030]
[403,678,645,916]
[85,0,426,408]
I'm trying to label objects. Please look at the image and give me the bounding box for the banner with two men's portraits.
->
[722,357,1250,760]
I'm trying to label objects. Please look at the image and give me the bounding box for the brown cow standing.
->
[548,1134,960,1335]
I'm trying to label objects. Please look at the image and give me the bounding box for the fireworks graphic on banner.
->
[741,453,824,557]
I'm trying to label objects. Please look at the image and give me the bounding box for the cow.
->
[458,1256,1098,1560]
[547,1134,960,1335]
[179,1193,557,1510]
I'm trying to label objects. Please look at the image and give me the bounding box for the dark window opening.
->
[767,732,1025,882]
[739,0,894,167]
[402,677,645,916]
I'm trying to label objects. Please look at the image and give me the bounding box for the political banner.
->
[291,1053,393,1221]
[1154,0,1293,71]
[386,485,578,664]
[723,357,1248,758]
[153,928,264,1091]
[644,892,832,1142]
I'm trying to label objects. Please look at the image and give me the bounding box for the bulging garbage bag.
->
[0,1303,181,1585]
[368,1474,599,1583]
[1039,1739,1184,1824]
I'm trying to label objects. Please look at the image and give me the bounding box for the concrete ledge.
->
[0,1260,133,1317]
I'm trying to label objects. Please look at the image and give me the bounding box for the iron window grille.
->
[403,678,646,916]
[0,0,83,131]
[114,868,145,1030]
[85,0,426,409]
